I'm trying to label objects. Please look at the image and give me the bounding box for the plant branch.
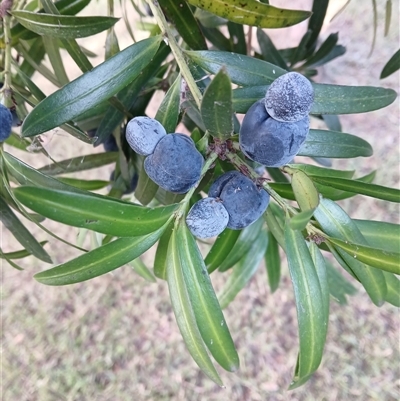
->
[1,0,13,107]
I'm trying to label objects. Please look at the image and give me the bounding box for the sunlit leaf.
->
[354,220,400,252]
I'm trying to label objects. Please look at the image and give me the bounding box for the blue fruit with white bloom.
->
[0,104,13,142]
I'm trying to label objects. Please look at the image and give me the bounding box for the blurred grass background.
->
[2,0,399,400]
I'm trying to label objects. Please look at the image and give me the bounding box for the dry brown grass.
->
[2,1,399,400]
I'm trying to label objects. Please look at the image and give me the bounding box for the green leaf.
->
[298,129,373,158]
[328,237,400,275]
[14,186,177,237]
[265,230,281,292]
[305,0,329,54]
[302,32,339,68]
[380,48,400,79]
[42,36,69,86]
[201,67,233,138]
[12,11,119,39]
[177,223,240,372]
[0,197,52,263]
[232,84,397,115]
[256,28,287,70]
[313,197,387,306]
[0,241,48,260]
[158,0,207,50]
[284,222,326,389]
[37,152,117,176]
[4,133,31,151]
[154,222,174,280]
[289,208,316,231]
[218,217,264,272]
[310,176,400,203]
[289,29,312,66]
[264,207,286,251]
[383,272,400,307]
[186,0,311,28]
[288,164,355,179]
[34,227,165,286]
[354,220,400,252]
[134,158,159,206]
[290,170,319,211]
[155,73,181,133]
[186,50,286,86]
[218,228,268,308]
[22,36,161,137]
[130,258,157,283]
[384,0,392,37]
[57,177,109,191]
[205,229,240,274]
[227,22,247,55]
[325,261,357,305]
[166,228,223,386]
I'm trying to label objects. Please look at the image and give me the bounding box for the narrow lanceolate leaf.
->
[57,178,109,191]
[11,11,119,39]
[154,222,174,280]
[301,32,339,68]
[284,222,326,389]
[314,197,387,306]
[218,228,268,308]
[130,258,157,283]
[205,229,241,274]
[354,220,400,252]
[291,170,319,211]
[298,129,373,159]
[327,237,400,275]
[186,50,286,87]
[0,241,48,260]
[0,197,52,263]
[135,158,159,206]
[219,217,264,272]
[288,164,355,179]
[310,176,400,203]
[177,223,240,372]
[166,229,223,386]
[155,74,181,133]
[305,0,329,54]
[265,230,281,293]
[14,186,178,237]
[232,84,397,115]
[256,28,287,70]
[34,227,165,286]
[383,272,400,307]
[158,0,207,50]
[380,49,400,79]
[201,68,233,138]
[325,262,357,305]
[186,0,311,28]
[289,209,316,231]
[38,153,118,176]
[22,36,161,137]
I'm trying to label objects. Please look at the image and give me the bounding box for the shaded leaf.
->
[154,221,174,280]
[14,186,178,237]
[201,68,233,138]
[380,48,400,79]
[57,177,109,191]
[130,258,157,283]
[325,262,357,305]
[22,36,161,137]
[135,158,159,206]
[288,164,355,179]
[305,0,329,53]
[290,208,316,231]
[0,241,48,260]
[383,272,400,307]
[12,11,119,39]
[354,220,400,252]
[186,0,311,28]
[256,28,287,69]
[384,0,392,37]
[302,32,339,68]
[265,230,281,292]
[166,228,223,385]
[35,227,165,285]
[218,228,268,308]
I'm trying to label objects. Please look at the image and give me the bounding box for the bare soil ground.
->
[2,1,399,400]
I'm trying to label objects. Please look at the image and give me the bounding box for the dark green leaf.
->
[201,68,233,138]
[383,272,400,307]
[135,158,159,206]
[22,36,161,137]
[186,0,311,28]
[265,230,281,292]
[201,26,232,52]
[0,241,48,260]
[303,45,346,68]
[289,29,312,66]
[325,261,357,305]
[267,167,289,183]
[158,0,207,50]
[177,223,240,372]
[0,197,52,263]
[166,228,223,385]
[154,222,174,280]
[218,217,264,272]
[232,84,397,115]
[227,22,247,55]
[328,237,400,275]
[354,220,400,252]
[311,176,400,203]
[302,32,339,68]
[256,28,287,69]
[298,129,373,158]
[42,36,69,85]
[264,207,286,251]
[285,222,326,389]
[34,227,165,285]
[314,197,387,306]
[288,164,355,179]
[380,48,400,79]
[57,177,109,191]
[155,73,181,133]
[306,0,329,53]
[130,258,157,283]
[14,186,177,237]
[12,11,119,39]
[4,133,31,151]
[205,229,241,274]
[218,228,268,308]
